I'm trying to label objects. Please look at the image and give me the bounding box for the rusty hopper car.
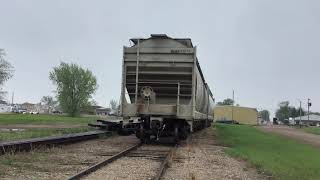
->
[120,34,214,142]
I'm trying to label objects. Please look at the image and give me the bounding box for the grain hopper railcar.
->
[120,34,214,142]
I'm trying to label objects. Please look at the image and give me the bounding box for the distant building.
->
[95,107,111,116]
[20,102,36,112]
[19,102,48,113]
[214,105,258,125]
[90,105,111,116]
[0,100,8,104]
[294,114,320,127]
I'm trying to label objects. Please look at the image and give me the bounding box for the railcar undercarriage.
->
[135,116,190,143]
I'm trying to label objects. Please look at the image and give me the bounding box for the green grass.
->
[303,127,320,135]
[0,151,49,177]
[0,127,94,142]
[1,159,13,166]
[215,124,320,180]
[0,113,98,125]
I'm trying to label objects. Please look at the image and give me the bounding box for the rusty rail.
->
[0,131,110,155]
[68,143,142,180]
[153,144,177,180]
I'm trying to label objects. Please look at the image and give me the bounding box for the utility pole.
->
[134,39,140,104]
[299,100,302,128]
[307,98,311,124]
[11,92,14,105]
[231,90,234,122]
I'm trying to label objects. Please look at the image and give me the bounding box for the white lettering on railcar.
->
[170,49,192,53]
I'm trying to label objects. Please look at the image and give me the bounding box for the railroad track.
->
[68,143,177,180]
[0,130,110,155]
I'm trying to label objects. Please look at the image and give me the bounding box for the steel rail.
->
[153,144,177,180]
[0,131,110,155]
[68,143,142,180]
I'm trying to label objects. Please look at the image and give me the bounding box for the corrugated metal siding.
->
[214,106,258,125]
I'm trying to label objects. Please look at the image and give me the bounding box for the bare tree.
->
[41,96,57,113]
[109,99,118,111]
[0,49,14,100]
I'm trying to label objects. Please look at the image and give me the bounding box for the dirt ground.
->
[162,129,267,180]
[259,125,320,149]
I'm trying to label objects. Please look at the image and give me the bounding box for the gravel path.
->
[259,125,320,149]
[162,129,267,180]
[0,135,139,180]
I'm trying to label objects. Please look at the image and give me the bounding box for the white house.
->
[294,114,320,127]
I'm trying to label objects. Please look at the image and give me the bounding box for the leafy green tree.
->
[109,99,120,115]
[0,49,14,99]
[217,98,234,106]
[81,100,98,115]
[49,62,98,117]
[293,107,305,117]
[259,110,270,121]
[276,101,290,122]
[276,101,305,122]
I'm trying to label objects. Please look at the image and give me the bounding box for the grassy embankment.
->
[0,114,101,141]
[0,113,98,125]
[215,124,320,180]
[303,127,320,135]
[0,127,94,142]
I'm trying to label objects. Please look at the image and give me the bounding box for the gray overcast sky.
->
[0,0,319,115]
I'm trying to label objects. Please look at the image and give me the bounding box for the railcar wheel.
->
[174,125,179,143]
[136,124,144,142]
[137,124,151,144]
[180,126,187,140]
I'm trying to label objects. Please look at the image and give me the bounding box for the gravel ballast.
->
[83,145,172,180]
[0,134,139,180]
[162,128,267,180]
[1,128,268,180]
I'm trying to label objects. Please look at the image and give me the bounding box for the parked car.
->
[108,109,119,116]
[29,111,39,115]
[18,109,27,114]
[52,110,62,114]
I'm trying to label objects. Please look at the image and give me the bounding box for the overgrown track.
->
[68,143,177,180]
[0,130,110,155]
